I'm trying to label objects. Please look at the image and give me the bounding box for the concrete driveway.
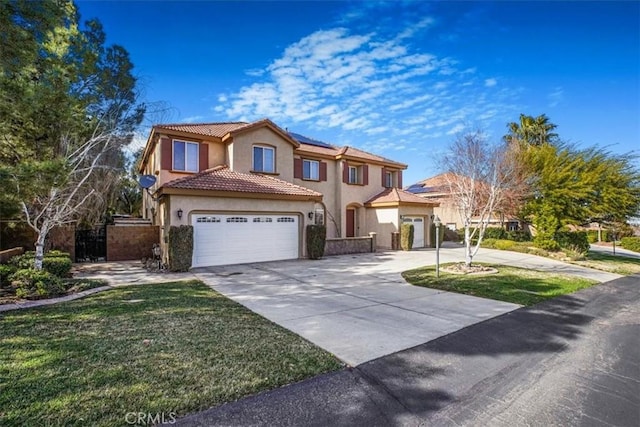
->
[196,245,609,366]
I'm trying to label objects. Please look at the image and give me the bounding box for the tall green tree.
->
[504,113,559,146]
[1,0,145,268]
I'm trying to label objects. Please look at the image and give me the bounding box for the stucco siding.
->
[230,128,295,180]
[367,207,399,249]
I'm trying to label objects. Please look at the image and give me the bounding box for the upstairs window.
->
[303,159,320,180]
[348,166,358,184]
[385,171,393,188]
[173,140,199,172]
[253,146,275,173]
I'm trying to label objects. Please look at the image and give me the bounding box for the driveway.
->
[193,246,619,366]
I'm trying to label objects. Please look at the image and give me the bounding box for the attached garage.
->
[192,213,300,267]
[402,216,425,248]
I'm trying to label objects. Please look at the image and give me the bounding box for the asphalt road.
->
[175,274,640,427]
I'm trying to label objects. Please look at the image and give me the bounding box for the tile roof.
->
[406,172,457,194]
[365,188,439,206]
[163,166,322,199]
[154,122,248,138]
[339,146,407,168]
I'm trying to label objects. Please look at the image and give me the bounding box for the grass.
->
[568,251,640,276]
[402,263,598,306]
[0,280,343,426]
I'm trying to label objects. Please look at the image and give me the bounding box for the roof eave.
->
[159,186,322,202]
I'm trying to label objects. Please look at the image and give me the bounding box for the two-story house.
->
[139,118,438,267]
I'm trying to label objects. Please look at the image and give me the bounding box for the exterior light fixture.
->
[177,209,183,219]
[308,211,314,220]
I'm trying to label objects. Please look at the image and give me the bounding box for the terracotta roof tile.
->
[365,188,439,206]
[163,166,322,198]
[340,146,407,168]
[154,122,248,138]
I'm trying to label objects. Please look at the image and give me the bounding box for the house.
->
[406,173,521,233]
[139,118,438,267]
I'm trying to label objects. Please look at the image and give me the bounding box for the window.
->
[227,217,248,223]
[253,146,275,173]
[348,166,358,184]
[277,217,295,223]
[385,171,393,188]
[173,140,199,172]
[303,159,320,180]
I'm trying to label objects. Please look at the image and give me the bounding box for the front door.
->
[346,209,355,237]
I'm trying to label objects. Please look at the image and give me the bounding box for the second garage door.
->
[192,213,299,267]
[402,217,425,248]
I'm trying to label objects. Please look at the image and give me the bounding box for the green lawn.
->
[0,281,342,426]
[402,263,598,306]
[568,251,640,276]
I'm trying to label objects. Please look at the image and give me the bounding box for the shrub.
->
[43,256,73,277]
[586,229,610,243]
[621,237,640,253]
[8,252,36,270]
[168,225,193,272]
[484,227,508,240]
[46,250,71,258]
[0,264,17,288]
[494,239,516,251]
[506,230,532,242]
[481,238,497,249]
[11,269,64,299]
[400,223,414,251]
[430,223,445,247]
[306,224,326,260]
[555,231,590,255]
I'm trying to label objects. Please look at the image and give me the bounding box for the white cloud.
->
[548,86,564,107]
[484,78,497,87]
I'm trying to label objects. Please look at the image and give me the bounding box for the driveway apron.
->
[193,250,520,366]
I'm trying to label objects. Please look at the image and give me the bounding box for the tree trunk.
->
[34,231,46,270]
[464,225,473,267]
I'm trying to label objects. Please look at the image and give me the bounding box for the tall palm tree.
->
[505,114,558,146]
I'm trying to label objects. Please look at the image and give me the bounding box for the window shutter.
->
[199,143,209,171]
[319,161,327,181]
[160,137,172,170]
[381,167,387,187]
[363,165,369,185]
[294,158,302,179]
[397,171,403,188]
[342,162,349,183]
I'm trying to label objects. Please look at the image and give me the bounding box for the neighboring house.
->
[139,118,438,267]
[406,173,521,233]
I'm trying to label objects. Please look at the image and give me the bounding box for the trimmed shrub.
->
[555,231,590,255]
[430,223,445,247]
[481,238,497,249]
[46,250,71,258]
[11,269,64,299]
[43,256,73,277]
[586,229,610,243]
[400,223,414,251]
[506,230,532,242]
[621,237,640,253]
[168,225,193,272]
[306,224,326,260]
[8,252,35,270]
[494,239,516,251]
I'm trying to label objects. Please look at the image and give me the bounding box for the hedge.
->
[555,231,590,255]
[11,268,64,299]
[401,223,414,251]
[168,225,193,272]
[430,223,445,247]
[306,224,326,260]
[8,251,72,277]
[620,237,640,253]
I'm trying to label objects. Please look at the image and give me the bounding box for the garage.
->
[192,213,300,267]
[402,216,425,248]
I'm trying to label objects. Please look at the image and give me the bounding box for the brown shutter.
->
[381,167,387,187]
[397,171,403,189]
[199,143,209,171]
[363,164,369,186]
[342,162,349,183]
[160,137,172,170]
[319,161,327,181]
[294,158,302,179]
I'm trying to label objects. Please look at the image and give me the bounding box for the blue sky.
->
[76,1,639,185]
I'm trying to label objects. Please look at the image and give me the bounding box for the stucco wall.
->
[367,207,399,249]
[230,128,295,180]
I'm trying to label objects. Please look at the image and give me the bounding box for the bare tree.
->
[443,130,525,267]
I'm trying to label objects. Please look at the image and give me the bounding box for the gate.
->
[75,226,106,262]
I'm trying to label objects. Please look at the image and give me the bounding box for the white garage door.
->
[192,214,299,267]
[402,217,425,248]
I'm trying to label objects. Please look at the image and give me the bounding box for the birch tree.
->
[443,130,525,267]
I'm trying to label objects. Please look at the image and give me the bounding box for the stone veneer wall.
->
[324,233,376,256]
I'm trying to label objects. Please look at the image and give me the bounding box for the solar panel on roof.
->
[288,132,334,148]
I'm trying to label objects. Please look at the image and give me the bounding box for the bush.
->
[430,223,445,247]
[42,256,73,277]
[484,227,508,240]
[11,269,64,300]
[306,224,326,260]
[8,252,36,270]
[494,239,516,251]
[555,231,590,255]
[0,264,17,288]
[621,237,640,253]
[401,223,414,251]
[481,238,497,249]
[586,229,610,243]
[168,225,193,272]
[506,230,532,242]
[46,250,71,258]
